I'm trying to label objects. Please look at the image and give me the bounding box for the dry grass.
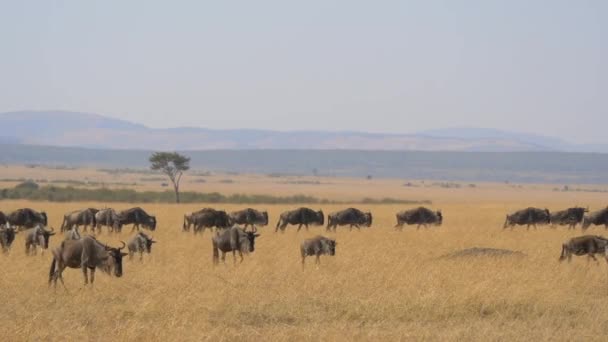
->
[1,182,608,341]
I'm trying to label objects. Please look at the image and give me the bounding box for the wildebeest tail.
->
[60,215,67,232]
[503,215,509,229]
[212,238,219,265]
[48,256,56,285]
[558,243,568,261]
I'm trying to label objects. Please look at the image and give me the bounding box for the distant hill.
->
[1,110,605,152]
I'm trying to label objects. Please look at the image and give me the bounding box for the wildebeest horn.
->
[119,241,126,250]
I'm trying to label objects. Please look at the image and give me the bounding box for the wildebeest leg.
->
[305,224,309,231]
[349,225,353,231]
[221,251,226,264]
[82,266,89,285]
[239,250,244,263]
[297,224,303,232]
[140,249,144,261]
[301,255,306,269]
[58,271,68,292]
[90,268,95,284]
[129,251,134,260]
[315,254,320,265]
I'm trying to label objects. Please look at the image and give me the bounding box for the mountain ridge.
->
[0,110,605,152]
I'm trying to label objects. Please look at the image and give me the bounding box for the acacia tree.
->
[149,152,191,203]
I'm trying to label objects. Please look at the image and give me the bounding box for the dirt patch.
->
[440,247,526,259]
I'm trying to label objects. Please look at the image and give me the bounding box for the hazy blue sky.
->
[0,1,606,143]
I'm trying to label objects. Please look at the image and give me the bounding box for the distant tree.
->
[149,152,190,203]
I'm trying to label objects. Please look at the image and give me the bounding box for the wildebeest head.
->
[147,216,157,231]
[322,238,337,256]
[582,216,591,230]
[436,210,443,225]
[139,232,157,253]
[261,211,269,226]
[0,224,17,253]
[503,214,512,228]
[40,212,48,226]
[317,210,325,226]
[105,241,128,277]
[364,212,372,227]
[35,225,55,249]
[244,231,261,253]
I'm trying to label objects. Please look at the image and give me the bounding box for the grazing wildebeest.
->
[49,236,127,289]
[550,207,588,229]
[95,208,121,233]
[0,223,17,254]
[184,209,232,234]
[0,211,7,226]
[183,208,213,231]
[326,208,372,232]
[582,207,608,230]
[65,226,81,241]
[127,232,156,260]
[503,207,551,229]
[24,225,55,255]
[395,207,443,229]
[8,208,48,230]
[300,235,336,268]
[275,208,324,232]
[61,208,98,232]
[212,226,260,265]
[118,207,157,232]
[559,235,608,263]
[230,208,269,231]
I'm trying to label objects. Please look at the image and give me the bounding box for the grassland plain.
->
[1,183,608,341]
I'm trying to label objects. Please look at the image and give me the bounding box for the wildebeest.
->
[127,231,156,260]
[300,235,336,268]
[118,207,157,232]
[276,207,324,232]
[326,208,372,232]
[559,235,608,263]
[212,226,260,265]
[24,225,55,255]
[503,207,551,229]
[0,223,17,254]
[95,208,122,233]
[230,208,269,231]
[582,207,608,230]
[550,207,588,229]
[49,236,127,289]
[61,208,98,232]
[183,209,232,233]
[8,208,48,230]
[395,207,443,229]
[65,226,81,241]
[0,211,7,225]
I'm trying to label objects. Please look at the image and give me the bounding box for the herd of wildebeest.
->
[1,205,608,290]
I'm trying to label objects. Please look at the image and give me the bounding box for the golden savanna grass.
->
[1,172,608,341]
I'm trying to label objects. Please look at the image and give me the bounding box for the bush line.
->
[0,183,430,205]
